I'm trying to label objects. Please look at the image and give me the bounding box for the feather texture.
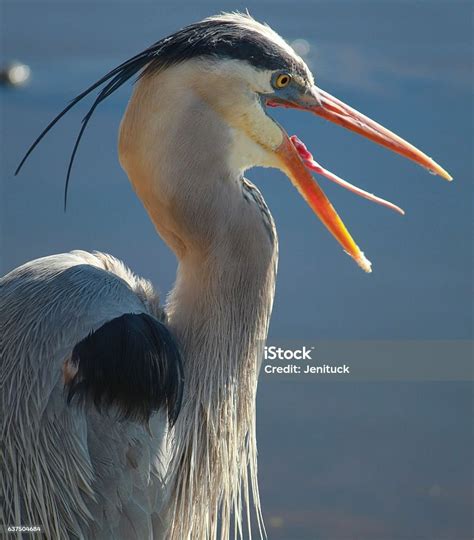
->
[0,251,175,538]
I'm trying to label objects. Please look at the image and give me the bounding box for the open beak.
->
[270,85,452,272]
[275,132,372,273]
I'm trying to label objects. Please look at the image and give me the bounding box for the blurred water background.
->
[1,1,472,538]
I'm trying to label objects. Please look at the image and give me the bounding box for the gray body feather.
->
[1,251,171,539]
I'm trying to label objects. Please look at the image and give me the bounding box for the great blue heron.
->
[1,12,451,540]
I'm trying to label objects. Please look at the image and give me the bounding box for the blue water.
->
[1,1,472,538]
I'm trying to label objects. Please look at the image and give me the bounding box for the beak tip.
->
[358,255,373,274]
[347,250,372,273]
[430,163,453,182]
[437,169,453,182]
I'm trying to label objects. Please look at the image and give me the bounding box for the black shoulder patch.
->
[66,313,184,425]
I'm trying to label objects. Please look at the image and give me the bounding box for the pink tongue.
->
[290,135,404,215]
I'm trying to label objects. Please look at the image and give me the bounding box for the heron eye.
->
[274,73,291,89]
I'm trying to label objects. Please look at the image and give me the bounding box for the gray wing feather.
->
[1,251,171,539]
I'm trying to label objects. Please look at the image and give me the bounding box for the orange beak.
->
[270,85,452,272]
[275,133,372,272]
[314,87,452,181]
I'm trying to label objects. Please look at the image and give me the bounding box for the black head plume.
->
[15,13,307,208]
[15,48,156,209]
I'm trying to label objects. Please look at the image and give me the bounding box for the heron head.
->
[136,12,451,272]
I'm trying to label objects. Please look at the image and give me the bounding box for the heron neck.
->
[162,224,276,538]
[119,69,278,539]
[166,217,277,348]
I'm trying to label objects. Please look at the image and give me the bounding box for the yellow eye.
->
[275,73,291,88]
